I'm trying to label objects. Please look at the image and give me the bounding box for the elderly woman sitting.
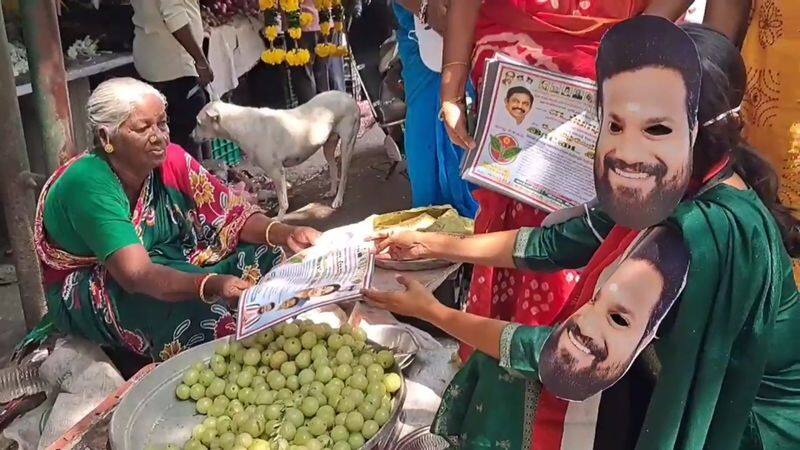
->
[34,78,319,361]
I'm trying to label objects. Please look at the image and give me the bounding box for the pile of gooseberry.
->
[167,321,402,450]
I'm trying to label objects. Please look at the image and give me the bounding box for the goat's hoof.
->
[331,198,343,209]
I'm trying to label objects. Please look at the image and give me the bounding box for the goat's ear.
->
[206,109,220,122]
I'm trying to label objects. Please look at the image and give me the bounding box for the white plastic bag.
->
[3,337,123,449]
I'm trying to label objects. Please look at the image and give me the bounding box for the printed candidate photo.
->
[278,283,343,310]
[503,85,535,128]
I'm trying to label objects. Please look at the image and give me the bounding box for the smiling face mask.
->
[539,226,689,402]
[593,16,702,230]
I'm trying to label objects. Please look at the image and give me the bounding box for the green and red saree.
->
[34,144,281,361]
[433,184,800,449]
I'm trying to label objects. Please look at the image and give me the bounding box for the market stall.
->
[6,0,136,176]
[1,210,467,449]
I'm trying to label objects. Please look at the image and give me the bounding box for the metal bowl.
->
[109,334,406,449]
[363,325,419,370]
[393,427,450,450]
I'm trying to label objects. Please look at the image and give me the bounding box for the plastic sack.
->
[3,336,124,449]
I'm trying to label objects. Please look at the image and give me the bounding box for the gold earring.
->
[104,144,114,154]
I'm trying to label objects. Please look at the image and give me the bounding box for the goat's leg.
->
[322,135,340,198]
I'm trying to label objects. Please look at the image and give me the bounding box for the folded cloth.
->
[206,18,266,97]
[234,17,267,76]
[207,24,239,96]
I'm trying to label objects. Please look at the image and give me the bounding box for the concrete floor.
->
[0,126,411,365]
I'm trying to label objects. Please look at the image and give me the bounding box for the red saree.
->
[461,0,651,360]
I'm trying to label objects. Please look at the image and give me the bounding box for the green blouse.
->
[433,185,800,450]
[42,153,140,261]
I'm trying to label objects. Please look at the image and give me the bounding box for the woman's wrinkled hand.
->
[369,231,434,261]
[361,275,441,321]
[205,274,252,305]
[285,226,321,253]
[441,100,476,150]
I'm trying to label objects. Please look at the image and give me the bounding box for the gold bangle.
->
[199,273,218,304]
[265,221,280,247]
[442,61,469,71]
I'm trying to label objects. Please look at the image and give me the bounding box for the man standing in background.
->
[130,0,213,160]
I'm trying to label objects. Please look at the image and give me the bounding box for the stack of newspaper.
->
[462,55,601,213]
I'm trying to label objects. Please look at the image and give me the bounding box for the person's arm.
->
[239,213,287,245]
[106,245,248,302]
[703,0,751,47]
[238,213,320,253]
[171,25,206,66]
[363,275,552,370]
[159,0,213,85]
[440,0,478,100]
[373,208,613,271]
[395,0,421,13]
[513,208,613,271]
[395,0,447,34]
[642,0,693,21]
[439,0,481,149]
[406,229,520,268]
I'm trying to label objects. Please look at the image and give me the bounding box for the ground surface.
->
[0,126,411,366]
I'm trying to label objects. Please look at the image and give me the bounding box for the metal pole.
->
[20,0,75,173]
[0,8,47,330]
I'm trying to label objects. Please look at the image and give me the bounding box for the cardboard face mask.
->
[538,226,689,402]
[593,16,702,230]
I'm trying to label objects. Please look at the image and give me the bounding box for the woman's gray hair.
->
[86,77,167,141]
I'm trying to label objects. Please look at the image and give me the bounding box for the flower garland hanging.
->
[259,0,311,66]
[314,0,348,58]
[331,0,345,33]
[282,0,311,66]
[260,6,285,65]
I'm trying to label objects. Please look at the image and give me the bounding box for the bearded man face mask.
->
[592,16,702,230]
[538,16,701,402]
[594,68,695,229]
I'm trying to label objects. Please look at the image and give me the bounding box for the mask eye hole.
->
[610,313,629,327]
[645,124,673,136]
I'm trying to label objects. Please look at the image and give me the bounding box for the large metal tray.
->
[109,334,407,449]
[393,427,449,450]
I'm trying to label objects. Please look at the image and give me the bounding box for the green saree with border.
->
[432,184,800,450]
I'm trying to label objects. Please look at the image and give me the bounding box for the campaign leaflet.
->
[462,56,599,212]
[236,244,374,340]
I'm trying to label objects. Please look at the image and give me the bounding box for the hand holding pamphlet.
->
[235,243,375,339]
[462,55,600,212]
